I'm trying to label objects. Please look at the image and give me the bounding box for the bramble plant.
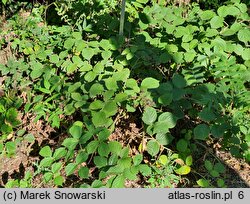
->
[0,0,249,187]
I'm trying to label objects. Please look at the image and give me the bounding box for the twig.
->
[195,141,221,163]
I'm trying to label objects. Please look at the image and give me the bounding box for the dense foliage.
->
[0,0,249,188]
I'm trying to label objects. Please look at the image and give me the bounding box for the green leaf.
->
[51,162,62,173]
[64,38,75,49]
[84,71,97,82]
[117,157,132,169]
[71,92,82,102]
[159,155,168,165]
[2,0,8,5]
[89,100,104,110]
[101,50,112,60]
[0,143,3,154]
[79,61,92,72]
[137,0,149,4]
[69,122,83,139]
[107,165,124,174]
[229,146,241,157]
[214,162,225,173]
[238,29,250,44]
[66,63,77,74]
[146,140,160,157]
[205,28,219,37]
[62,138,79,150]
[141,77,159,89]
[153,121,170,134]
[53,147,67,160]
[119,147,130,158]
[108,154,118,166]
[172,74,186,88]
[65,163,78,176]
[217,6,228,17]
[91,180,104,188]
[39,146,52,157]
[64,104,75,115]
[109,141,122,154]
[142,107,157,125]
[217,179,225,187]
[89,83,104,97]
[197,179,210,187]
[5,108,18,122]
[133,154,143,166]
[158,93,173,105]
[5,141,16,155]
[82,48,95,60]
[172,52,183,63]
[43,172,53,183]
[103,90,114,101]
[182,34,193,43]
[210,16,224,29]
[100,39,112,50]
[113,69,130,82]
[185,155,193,166]
[102,101,118,117]
[94,156,107,168]
[174,165,191,175]
[198,108,216,122]
[200,10,216,20]
[158,112,177,128]
[105,77,118,91]
[112,175,125,188]
[184,51,196,62]
[54,175,64,186]
[211,124,226,138]
[98,142,110,157]
[98,128,110,141]
[76,151,89,164]
[93,62,104,74]
[75,39,87,53]
[126,78,140,92]
[92,111,108,127]
[72,32,82,39]
[194,124,210,140]
[221,28,237,36]
[0,104,5,113]
[205,160,213,171]
[189,39,199,49]
[24,134,35,143]
[242,48,250,60]
[86,140,99,154]
[78,167,89,179]
[50,54,59,64]
[139,164,152,176]
[30,63,43,79]
[176,139,188,152]
[123,167,138,180]
[174,26,187,38]
[166,44,178,52]
[40,157,54,167]
[236,3,247,13]
[156,133,173,145]
[218,5,240,17]
[210,170,220,177]
[114,93,128,103]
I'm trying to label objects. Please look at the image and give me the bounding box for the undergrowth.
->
[0,0,249,188]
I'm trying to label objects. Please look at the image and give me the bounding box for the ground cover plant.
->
[0,0,249,188]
